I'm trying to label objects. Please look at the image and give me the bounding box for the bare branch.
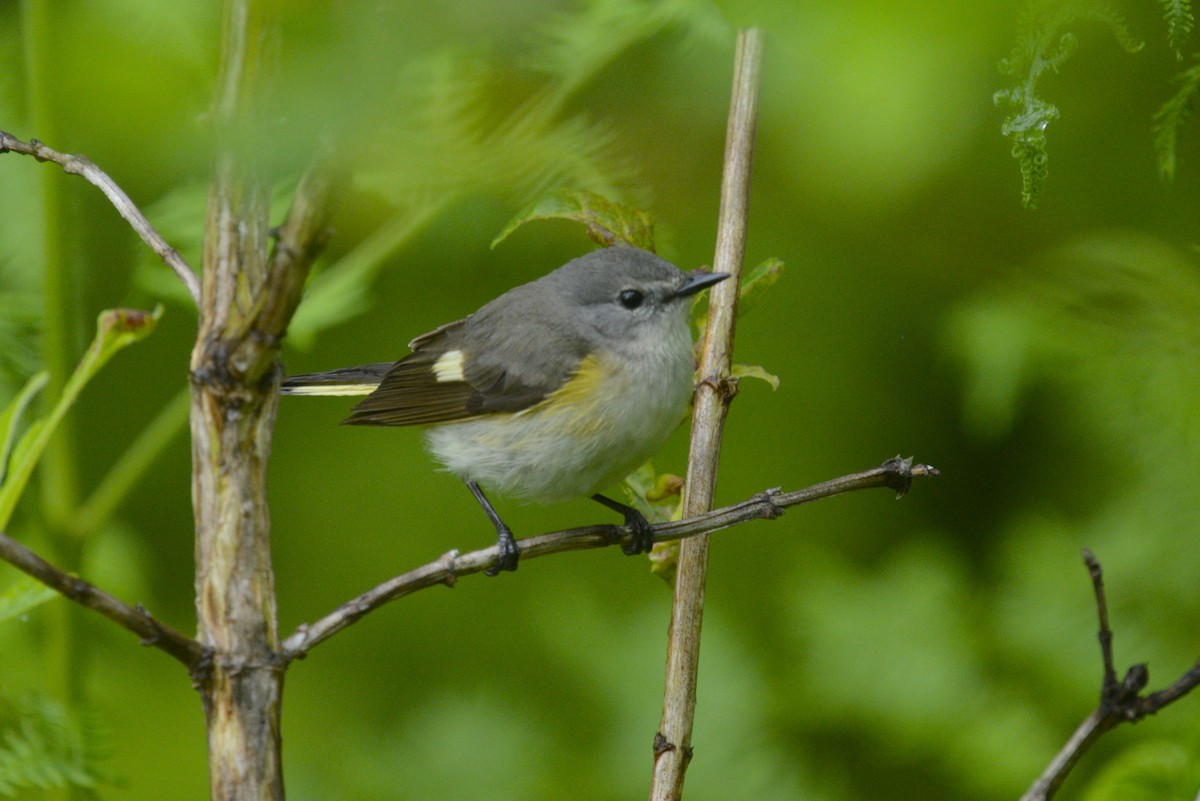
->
[0,531,210,677]
[652,27,764,800]
[0,131,202,306]
[1020,709,1113,801]
[249,148,339,348]
[1084,547,1118,690]
[1020,549,1200,801]
[282,457,938,661]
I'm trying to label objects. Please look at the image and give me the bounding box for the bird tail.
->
[280,363,394,396]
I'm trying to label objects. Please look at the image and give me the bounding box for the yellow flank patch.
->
[522,354,613,436]
[545,354,606,406]
[433,350,466,383]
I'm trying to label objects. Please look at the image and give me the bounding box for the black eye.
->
[618,289,645,309]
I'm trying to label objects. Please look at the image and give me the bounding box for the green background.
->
[2,0,1199,799]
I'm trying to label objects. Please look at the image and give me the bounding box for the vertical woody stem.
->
[649,27,763,801]
[190,0,286,799]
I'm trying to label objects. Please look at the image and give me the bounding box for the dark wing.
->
[458,286,590,413]
[343,287,590,427]
[343,319,477,426]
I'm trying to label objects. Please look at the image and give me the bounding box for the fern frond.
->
[1161,0,1195,59]
[1013,129,1053,210]
[354,53,493,207]
[0,695,109,797]
[996,0,1144,209]
[1153,61,1200,180]
[301,1,727,347]
[525,0,729,99]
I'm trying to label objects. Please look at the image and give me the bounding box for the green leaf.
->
[620,462,682,524]
[689,257,783,355]
[648,539,680,582]
[738,257,784,314]
[0,575,57,624]
[0,372,48,487]
[731,363,780,391]
[691,256,783,330]
[0,307,161,531]
[621,462,684,583]
[491,189,655,251]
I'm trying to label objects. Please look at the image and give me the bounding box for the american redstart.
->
[282,245,729,574]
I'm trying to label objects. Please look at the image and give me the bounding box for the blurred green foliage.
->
[2,1,1200,800]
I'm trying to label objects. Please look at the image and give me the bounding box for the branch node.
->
[881,455,916,498]
[652,732,675,759]
[697,373,739,403]
[438,550,461,587]
[1121,664,1150,697]
[189,648,215,690]
[754,488,785,519]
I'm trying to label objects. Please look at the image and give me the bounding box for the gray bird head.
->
[544,246,729,352]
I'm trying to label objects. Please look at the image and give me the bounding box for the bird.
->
[281,245,729,574]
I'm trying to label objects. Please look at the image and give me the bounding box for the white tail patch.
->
[282,384,377,396]
[433,350,466,383]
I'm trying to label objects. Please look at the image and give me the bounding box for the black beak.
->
[673,270,730,299]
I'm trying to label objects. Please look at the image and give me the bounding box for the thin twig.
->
[282,457,937,661]
[1084,548,1118,690]
[0,531,210,676]
[1020,550,1200,801]
[651,27,763,801]
[0,131,202,306]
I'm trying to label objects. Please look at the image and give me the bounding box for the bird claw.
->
[620,507,655,556]
[486,528,520,576]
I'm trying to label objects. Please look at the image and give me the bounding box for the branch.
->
[282,457,938,661]
[257,151,338,339]
[651,27,763,800]
[0,131,202,306]
[0,531,210,676]
[1020,549,1200,801]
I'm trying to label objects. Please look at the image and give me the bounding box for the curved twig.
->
[0,131,201,306]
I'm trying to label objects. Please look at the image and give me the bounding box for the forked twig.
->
[1020,549,1200,801]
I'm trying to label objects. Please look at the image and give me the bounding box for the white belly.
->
[426,340,694,503]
